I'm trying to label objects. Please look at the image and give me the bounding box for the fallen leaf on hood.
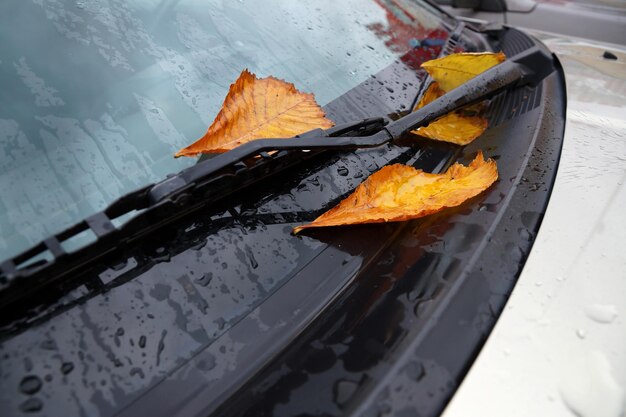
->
[175,69,333,157]
[420,51,506,92]
[412,52,505,145]
[293,152,497,233]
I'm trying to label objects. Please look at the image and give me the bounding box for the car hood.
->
[443,34,626,417]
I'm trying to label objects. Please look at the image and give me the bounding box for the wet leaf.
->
[415,81,445,110]
[413,81,487,145]
[421,52,506,92]
[176,69,333,157]
[415,110,488,145]
[293,152,497,233]
[412,52,505,145]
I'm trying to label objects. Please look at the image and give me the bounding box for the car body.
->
[443,33,626,417]
[0,1,623,417]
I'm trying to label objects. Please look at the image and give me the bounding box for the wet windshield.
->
[0,0,452,261]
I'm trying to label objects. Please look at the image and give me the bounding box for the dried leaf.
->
[176,69,333,157]
[293,152,497,233]
[415,111,488,145]
[421,52,506,92]
[412,51,505,145]
[412,81,488,145]
[415,81,445,109]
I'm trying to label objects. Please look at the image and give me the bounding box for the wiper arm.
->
[150,45,553,204]
[0,45,554,315]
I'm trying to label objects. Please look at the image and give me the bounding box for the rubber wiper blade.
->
[150,45,553,204]
[0,45,554,307]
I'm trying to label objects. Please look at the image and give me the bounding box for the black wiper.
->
[0,45,553,313]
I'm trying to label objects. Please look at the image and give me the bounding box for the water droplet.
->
[191,239,207,251]
[414,299,433,317]
[138,335,147,349]
[333,379,359,407]
[152,247,171,263]
[20,398,43,413]
[559,351,624,417]
[215,317,226,330]
[337,166,349,176]
[130,367,145,378]
[245,247,258,269]
[519,228,532,241]
[195,273,213,287]
[576,329,586,339]
[156,330,167,366]
[61,362,74,375]
[19,375,42,395]
[584,304,618,324]
[40,340,57,350]
[197,355,217,372]
[535,281,543,287]
[116,328,125,336]
[405,361,425,381]
[366,161,378,172]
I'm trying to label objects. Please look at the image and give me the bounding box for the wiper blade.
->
[149,45,553,204]
[0,45,554,314]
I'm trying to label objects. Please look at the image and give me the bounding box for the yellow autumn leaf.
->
[412,52,505,145]
[412,81,488,145]
[416,111,488,145]
[175,69,333,157]
[415,81,445,109]
[421,51,506,92]
[293,152,497,233]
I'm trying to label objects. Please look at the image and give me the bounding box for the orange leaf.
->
[176,69,334,157]
[293,152,497,233]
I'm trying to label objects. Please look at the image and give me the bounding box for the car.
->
[434,0,626,45]
[0,1,623,417]
[443,31,626,417]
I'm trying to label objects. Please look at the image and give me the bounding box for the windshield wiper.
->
[150,45,552,204]
[0,45,554,316]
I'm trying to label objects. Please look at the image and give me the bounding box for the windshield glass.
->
[0,0,453,261]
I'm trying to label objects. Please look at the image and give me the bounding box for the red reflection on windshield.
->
[367,0,449,70]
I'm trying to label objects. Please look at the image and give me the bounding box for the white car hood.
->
[443,34,626,417]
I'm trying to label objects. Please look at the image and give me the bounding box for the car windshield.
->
[0,0,453,261]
